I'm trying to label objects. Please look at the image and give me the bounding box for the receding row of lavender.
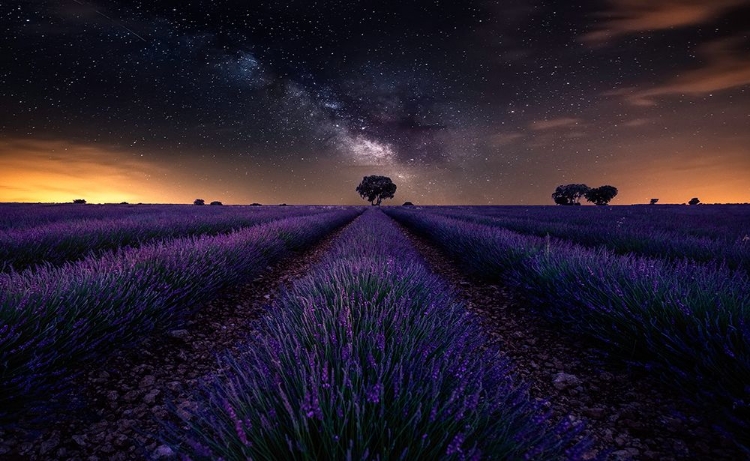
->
[0,207,360,422]
[160,209,588,459]
[0,205,343,273]
[0,203,182,231]
[384,207,750,451]
[430,205,750,272]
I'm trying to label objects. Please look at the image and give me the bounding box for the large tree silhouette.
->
[551,184,590,205]
[585,185,618,205]
[356,175,397,206]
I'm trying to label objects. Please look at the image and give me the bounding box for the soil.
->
[1,213,745,460]
[396,221,745,460]
[0,219,356,461]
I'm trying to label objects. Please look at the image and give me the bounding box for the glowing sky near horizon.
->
[1,1,749,205]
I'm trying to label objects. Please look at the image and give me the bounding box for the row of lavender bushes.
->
[0,203,165,230]
[385,208,750,452]
[0,205,335,272]
[427,206,750,273]
[0,209,360,425]
[439,205,750,240]
[160,209,590,460]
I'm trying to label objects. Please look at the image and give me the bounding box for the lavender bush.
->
[163,209,589,460]
[0,205,335,272]
[0,209,359,424]
[386,207,750,451]
[423,205,750,272]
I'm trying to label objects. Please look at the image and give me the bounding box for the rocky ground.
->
[0,221,353,461]
[398,223,744,460]
[1,215,745,460]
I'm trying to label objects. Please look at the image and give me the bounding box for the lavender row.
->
[0,205,334,272]
[0,203,181,230]
[386,207,750,451]
[422,206,750,272]
[162,209,589,460]
[0,209,360,424]
[437,205,750,240]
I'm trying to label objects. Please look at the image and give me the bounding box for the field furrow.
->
[0,209,360,427]
[159,209,588,460]
[0,205,338,272]
[385,207,750,454]
[0,207,361,460]
[394,217,745,460]
[419,206,750,273]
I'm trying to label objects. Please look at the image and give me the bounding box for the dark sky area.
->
[1,0,749,205]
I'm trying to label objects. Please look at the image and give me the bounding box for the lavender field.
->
[1,203,748,459]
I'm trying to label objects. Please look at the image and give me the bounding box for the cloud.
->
[529,118,585,131]
[582,0,745,44]
[606,38,750,105]
[0,138,170,203]
[487,131,524,148]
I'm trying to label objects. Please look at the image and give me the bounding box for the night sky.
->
[2,0,749,205]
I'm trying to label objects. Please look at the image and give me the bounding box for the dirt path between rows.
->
[0,217,360,461]
[395,220,743,460]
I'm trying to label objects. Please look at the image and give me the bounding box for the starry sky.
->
[1,0,749,205]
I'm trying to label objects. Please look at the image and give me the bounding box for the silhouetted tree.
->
[650,198,658,205]
[194,198,205,205]
[689,197,700,205]
[585,185,618,205]
[403,201,414,206]
[250,203,262,206]
[551,184,590,205]
[210,201,223,206]
[356,175,397,206]
[73,199,86,204]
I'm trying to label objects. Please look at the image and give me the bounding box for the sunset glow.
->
[1,1,748,205]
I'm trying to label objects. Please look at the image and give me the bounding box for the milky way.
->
[1,1,749,205]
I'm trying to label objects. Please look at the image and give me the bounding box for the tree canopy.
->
[356,175,397,206]
[551,184,590,205]
[584,185,618,205]
[552,184,619,205]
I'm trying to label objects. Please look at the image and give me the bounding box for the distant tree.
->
[73,199,87,204]
[584,185,618,205]
[210,201,223,206]
[356,175,397,206]
[194,198,205,205]
[279,203,287,206]
[551,184,590,205]
[650,198,658,205]
[402,201,414,206]
[688,197,700,205]
[250,202,262,206]
[120,201,129,205]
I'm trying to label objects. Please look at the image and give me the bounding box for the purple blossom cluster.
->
[164,209,589,460]
[0,204,339,272]
[386,206,750,451]
[0,208,359,424]
[426,205,750,272]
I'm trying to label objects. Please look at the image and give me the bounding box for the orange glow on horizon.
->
[0,139,173,204]
[0,137,747,206]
